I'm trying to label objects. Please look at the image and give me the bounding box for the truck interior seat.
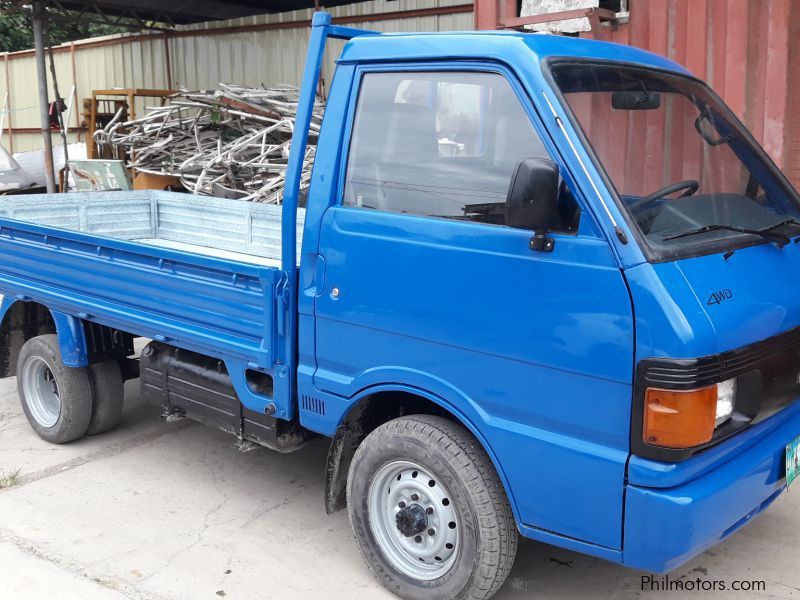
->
[381,102,440,167]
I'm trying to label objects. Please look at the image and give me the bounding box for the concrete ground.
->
[1,375,799,600]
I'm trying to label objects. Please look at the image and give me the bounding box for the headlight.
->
[715,378,737,426]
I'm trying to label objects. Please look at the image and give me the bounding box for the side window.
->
[343,70,580,233]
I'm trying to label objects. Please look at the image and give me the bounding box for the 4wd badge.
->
[707,289,733,306]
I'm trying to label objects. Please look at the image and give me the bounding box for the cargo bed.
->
[0,190,304,267]
[0,190,304,374]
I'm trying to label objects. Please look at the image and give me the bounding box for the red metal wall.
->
[581,0,800,189]
[788,5,800,188]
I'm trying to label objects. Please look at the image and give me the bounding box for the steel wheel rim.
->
[21,356,61,428]
[368,460,460,580]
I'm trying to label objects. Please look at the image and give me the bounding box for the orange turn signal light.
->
[643,386,717,449]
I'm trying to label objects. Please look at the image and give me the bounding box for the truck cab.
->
[2,13,799,600]
[296,15,800,593]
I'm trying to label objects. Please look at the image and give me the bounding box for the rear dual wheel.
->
[17,335,124,444]
[86,360,125,435]
[347,415,518,600]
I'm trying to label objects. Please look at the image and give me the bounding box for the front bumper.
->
[622,401,800,573]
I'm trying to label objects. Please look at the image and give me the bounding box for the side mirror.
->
[505,157,561,252]
[694,111,734,147]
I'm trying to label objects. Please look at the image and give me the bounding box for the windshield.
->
[550,61,800,260]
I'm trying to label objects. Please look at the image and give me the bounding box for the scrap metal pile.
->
[93,84,324,203]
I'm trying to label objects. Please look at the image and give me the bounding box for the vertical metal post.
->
[48,44,69,191]
[0,91,8,147]
[70,42,80,133]
[163,35,173,89]
[32,0,56,193]
[3,54,12,153]
[64,84,75,135]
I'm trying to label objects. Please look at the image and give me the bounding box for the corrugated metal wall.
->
[787,6,800,188]
[583,0,800,189]
[1,36,170,153]
[11,0,796,187]
[170,0,472,95]
[0,0,473,153]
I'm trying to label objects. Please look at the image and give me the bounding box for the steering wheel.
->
[628,179,700,213]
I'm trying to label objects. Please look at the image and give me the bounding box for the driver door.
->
[313,65,634,549]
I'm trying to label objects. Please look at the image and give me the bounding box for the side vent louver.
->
[301,395,326,416]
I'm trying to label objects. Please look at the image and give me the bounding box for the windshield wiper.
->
[758,217,800,235]
[662,224,791,247]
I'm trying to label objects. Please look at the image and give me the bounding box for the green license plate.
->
[788,436,800,488]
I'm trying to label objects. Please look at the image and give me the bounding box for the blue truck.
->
[3,12,800,599]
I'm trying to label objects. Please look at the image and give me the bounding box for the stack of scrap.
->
[93,83,324,203]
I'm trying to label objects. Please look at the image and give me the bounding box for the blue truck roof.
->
[338,30,691,77]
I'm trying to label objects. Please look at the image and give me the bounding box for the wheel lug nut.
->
[428,528,435,536]
[411,494,419,501]
[414,535,422,543]
[426,507,433,515]
[398,501,406,508]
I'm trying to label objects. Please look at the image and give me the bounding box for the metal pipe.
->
[48,43,70,191]
[0,91,8,147]
[32,0,56,193]
[64,84,75,135]
[3,54,12,153]
[163,35,173,89]
[70,43,80,133]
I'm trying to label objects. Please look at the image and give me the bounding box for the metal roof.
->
[52,0,368,25]
[339,30,688,75]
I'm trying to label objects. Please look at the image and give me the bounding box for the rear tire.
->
[346,415,517,600]
[17,334,93,444]
[86,360,124,435]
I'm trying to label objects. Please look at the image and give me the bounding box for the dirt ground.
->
[1,374,799,600]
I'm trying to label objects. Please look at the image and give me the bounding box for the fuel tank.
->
[140,341,315,453]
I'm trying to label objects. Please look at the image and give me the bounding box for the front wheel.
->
[347,415,518,600]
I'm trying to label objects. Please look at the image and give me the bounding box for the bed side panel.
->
[0,220,278,402]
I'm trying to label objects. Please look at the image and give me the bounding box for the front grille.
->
[644,324,800,389]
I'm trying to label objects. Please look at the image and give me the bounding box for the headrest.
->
[382,102,439,164]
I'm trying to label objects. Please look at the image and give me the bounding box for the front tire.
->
[17,334,93,444]
[346,415,517,600]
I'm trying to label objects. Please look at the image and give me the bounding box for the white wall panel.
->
[0,1,473,153]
